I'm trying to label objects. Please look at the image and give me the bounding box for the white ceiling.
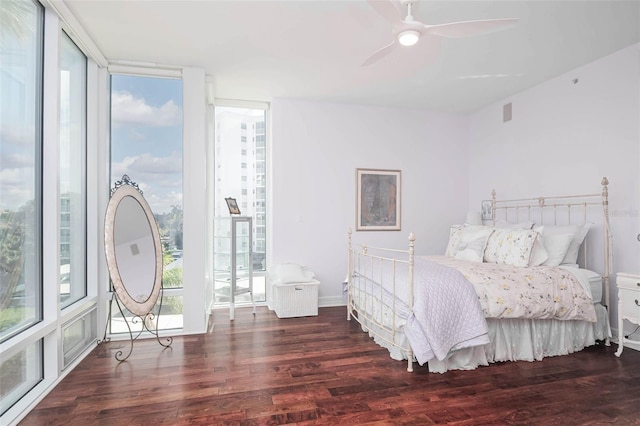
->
[64,0,640,112]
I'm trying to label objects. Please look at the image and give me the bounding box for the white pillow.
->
[528,230,549,266]
[562,223,592,265]
[483,228,538,267]
[269,263,315,283]
[453,226,494,263]
[537,225,577,267]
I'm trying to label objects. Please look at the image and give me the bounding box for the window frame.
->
[1,2,104,422]
[107,70,185,334]
[58,29,88,310]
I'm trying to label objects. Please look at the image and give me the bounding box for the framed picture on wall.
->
[356,168,401,231]
[225,197,241,215]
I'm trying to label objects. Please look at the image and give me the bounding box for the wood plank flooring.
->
[21,306,640,425]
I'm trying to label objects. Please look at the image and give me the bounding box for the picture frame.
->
[481,200,493,221]
[225,197,241,215]
[356,168,401,231]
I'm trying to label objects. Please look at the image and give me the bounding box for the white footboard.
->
[347,229,415,371]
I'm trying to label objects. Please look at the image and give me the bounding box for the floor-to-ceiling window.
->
[214,104,268,304]
[0,0,44,416]
[109,73,184,332]
[59,31,86,309]
[58,31,95,370]
[1,2,98,422]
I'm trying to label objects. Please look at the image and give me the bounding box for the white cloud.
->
[1,124,36,146]
[111,152,183,214]
[1,153,34,169]
[0,167,36,210]
[129,129,146,141]
[145,190,183,215]
[111,91,181,127]
[112,152,182,177]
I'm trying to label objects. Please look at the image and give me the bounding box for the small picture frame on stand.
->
[225,197,241,215]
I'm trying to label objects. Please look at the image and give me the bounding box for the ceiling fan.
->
[362,0,518,66]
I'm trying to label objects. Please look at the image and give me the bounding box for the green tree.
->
[166,205,183,250]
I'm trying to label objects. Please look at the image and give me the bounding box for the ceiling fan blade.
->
[426,18,518,39]
[362,40,398,66]
[367,0,403,24]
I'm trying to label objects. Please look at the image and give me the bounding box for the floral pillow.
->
[445,224,465,256]
[452,226,494,263]
[445,224,492,258]
[483,228,538,267]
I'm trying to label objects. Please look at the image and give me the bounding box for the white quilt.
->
[403,258,489,364]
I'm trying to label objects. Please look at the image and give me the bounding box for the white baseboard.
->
[624,340,640,351]
[319,296,346,308]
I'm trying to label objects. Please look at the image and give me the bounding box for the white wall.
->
[271,44,638,341]
[271,100,470,305]
[467,43,640,340]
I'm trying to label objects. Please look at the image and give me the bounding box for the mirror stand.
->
[99,286,173,361]
[100,175,173,362]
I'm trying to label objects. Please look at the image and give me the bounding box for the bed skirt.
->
[357,303,610,373]
[427,303,611,373]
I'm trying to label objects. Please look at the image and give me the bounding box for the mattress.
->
[585,269,603,304]
[559,266,603,304]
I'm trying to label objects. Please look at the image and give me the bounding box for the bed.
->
[346,177,612,373]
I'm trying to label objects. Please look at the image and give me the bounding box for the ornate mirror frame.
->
[105,178,163,316]
[101,175,171,360]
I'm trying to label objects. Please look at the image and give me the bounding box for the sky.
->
[0,71,183,215]
[0,1,40,214]
[111,74,183,215]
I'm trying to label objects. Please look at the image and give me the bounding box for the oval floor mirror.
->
[101,174,172,361]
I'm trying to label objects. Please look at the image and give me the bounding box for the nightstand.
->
[615,273,640,357]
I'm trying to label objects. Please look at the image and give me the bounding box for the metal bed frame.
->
[347,177,612,372]
[347,229,416,371]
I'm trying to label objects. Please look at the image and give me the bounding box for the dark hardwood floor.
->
[21,306,640,425]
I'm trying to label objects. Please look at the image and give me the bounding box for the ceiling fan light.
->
[397,30,420,46]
